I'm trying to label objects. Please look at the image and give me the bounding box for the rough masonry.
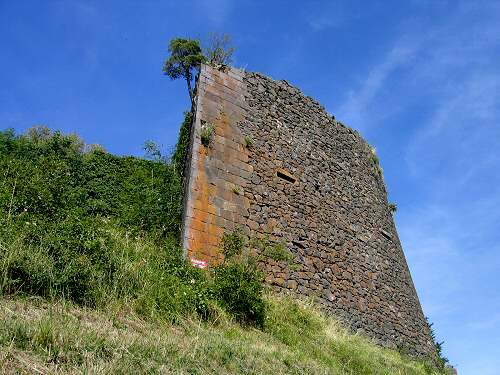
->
[181,63,435,357]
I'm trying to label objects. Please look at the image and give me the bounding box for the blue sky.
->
[1,1,499,373]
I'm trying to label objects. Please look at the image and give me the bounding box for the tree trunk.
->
[186,72,195,110]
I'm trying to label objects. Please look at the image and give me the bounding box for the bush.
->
[0,128,183,236]
[212,229,266,326]
[0,127,268,328]
[0,127,183,307]
[213,261,265,327]
[199,122,214,147]
[221,228,245,259]
[172,111,193,176]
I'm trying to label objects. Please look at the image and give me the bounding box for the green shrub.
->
[0,127,265,330]
[172,111,193,176]
[0,127,183,307]
[249,235,299,270]
[212,229,266,326]
[213,260,265,327]
[0,127,183,237]
[220,227,245,259]
[427,317,449,370]
[368,146,384,180]
[1,215,119,305]
[262,240,294,263]
[244,136,253,149]
[200,122,214,147]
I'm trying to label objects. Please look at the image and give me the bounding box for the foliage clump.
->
[172,111,193,176]
[0,127,266,328]
[163,38,206,107]
[244,135,254,149]
[0,127,184,307]
[200,121,214,147]
[220,228,246,259]
[213,261,265,327]
[204,32,236,67]
[427,318,450,371]
[248,235,299,270]
[163,34,236,107]
[369,146,384,179]
[214,228,265,326]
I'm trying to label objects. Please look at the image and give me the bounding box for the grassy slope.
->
[0,127,449,374]
[0,296,445,375]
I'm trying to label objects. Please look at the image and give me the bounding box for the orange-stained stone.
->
[184,65,250,265]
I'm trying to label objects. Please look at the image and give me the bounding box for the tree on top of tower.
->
[205,32,235,67]
[163,38,206,108]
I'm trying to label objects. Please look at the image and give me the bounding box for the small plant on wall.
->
[221,228,246,259]
[200,121,214,147]
[244,136,254,149]
[369,146,384,180]
[389,203,398,214]
[249,235,300,270]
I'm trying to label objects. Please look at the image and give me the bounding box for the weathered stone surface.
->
[181,64,435,357]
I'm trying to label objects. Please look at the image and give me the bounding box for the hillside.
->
[1,296,447,375]
[0,127,449,374]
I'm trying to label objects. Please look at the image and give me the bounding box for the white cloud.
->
[334,3,500,372]
[302,1,349,32]
[335,39,418,131]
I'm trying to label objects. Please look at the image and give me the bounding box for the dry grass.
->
[0,296,449,375]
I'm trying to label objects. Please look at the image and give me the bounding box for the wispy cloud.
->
[335,40,417,130]
[402,4,500,203]
[333,2,500,371]
[306,2,346,32]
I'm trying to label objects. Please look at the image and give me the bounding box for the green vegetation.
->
[163,34,236,107]
[0,126,186,314]
[244,135,254,149]
[163,38,206,107]
[427,318,449,371]
[217,228,265,326]
[221,228,246,259]
[172,111,193,176]
[256,237,295,263]
[0,296,449,374]
[205,32,236,66]
[389,202,398,214]
[200,121,215,147]
[249,235,299,270]
[0,127,264,326]
[0,127,449,374]
[369,146,384,180]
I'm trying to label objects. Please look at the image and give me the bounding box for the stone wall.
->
[181,63,435,357]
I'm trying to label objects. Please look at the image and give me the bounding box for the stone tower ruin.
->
[181,63,435,356]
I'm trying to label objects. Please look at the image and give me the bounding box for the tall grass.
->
[0,296,449,375]
[0,126,263,325]
[0,126,449,374]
